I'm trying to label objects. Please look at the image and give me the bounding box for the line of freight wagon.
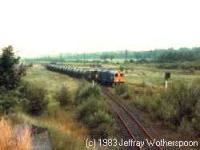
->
[46,63,125,85]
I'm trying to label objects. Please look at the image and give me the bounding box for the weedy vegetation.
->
[56,85,72,106]
[1,45,200,149]
[134,80,200,133]
[20,82,48,116]
[0,118,32,150]
[114,83,132,99]
[76,83,114,139]
[75,82,101,104]
[20,65,87,150]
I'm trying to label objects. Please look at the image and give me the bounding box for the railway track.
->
[102,87,162,150]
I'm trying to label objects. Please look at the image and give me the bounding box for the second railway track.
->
[102,87,162,150]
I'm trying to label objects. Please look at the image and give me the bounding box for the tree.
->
[0,45,25,89]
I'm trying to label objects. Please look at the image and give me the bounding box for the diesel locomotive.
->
[46,63,125,85]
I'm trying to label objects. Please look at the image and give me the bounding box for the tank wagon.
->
[46,63,125,85]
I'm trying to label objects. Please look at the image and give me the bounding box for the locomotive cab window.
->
[115,74,118,77]
[120,73,123,77]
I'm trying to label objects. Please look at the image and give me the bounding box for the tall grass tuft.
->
[0,118,32,150]
[16,128,32,150]
[0,118,12,150]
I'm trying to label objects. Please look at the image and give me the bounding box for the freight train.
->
[46,63,125,85]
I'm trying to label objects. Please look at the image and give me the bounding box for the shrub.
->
[134,80,200,132]
[78,96,108,121]
[178,117,193,133]
[0,88,19,114]
[119,65,125,71]
[90,111,113,138]
[75,84,101,104]
[20,82,48,115]
[158,81,200,127]
[49,129,85,150]
[0,94,17,114]
[77,97,113,139]
[56,85,71,106]
[78,96,98,119]
[114,84,128,95]
[90,123,113,139]
[76,84,114,139]
[114,84,132,99]
[129,59,134,63]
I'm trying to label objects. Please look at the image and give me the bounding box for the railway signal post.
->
[92,80,95,87]
[164,71,171,90]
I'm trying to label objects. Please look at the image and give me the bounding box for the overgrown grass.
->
[6,65,88,150]
[0,88,19,114]
[23,64,79,98]
[76,84,114,139]
[114,84,132,99]
[7,110,88,150]
[0,118,32,150]
[125,63,200,86]
[20,82,48,115]
[75,82,101,104]
[49,129,86,150]
[134,80,200,133]
[56,85,72,106]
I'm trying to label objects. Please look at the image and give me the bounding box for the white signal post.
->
[165,80,168,90]
[92,80,95,87]
[164,71,171,90]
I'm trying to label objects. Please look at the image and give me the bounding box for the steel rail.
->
[103,87,162,150]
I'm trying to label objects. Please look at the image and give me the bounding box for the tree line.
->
[26,47,200,62]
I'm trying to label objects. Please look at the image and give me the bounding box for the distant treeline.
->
[25,47,200,62]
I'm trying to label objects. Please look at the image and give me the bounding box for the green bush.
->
[0,89,18,114]
[119,65,125,71]
[134,80,200,132]
[158,81,200,127]
[76,84,114,139]
[90,123,113,139]
[114,84,128,95]
[20,82,48,116]
[75,84,101,104]
[78,97,113,139]
[178,117,193,133]
[114,84,132,99]
[78,96,108,121]
[49,129,85,150]
[56,85,71,106]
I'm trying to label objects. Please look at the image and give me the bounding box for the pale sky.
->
[0,0,200,57]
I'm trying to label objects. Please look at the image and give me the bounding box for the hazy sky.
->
[0,0,200,57]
